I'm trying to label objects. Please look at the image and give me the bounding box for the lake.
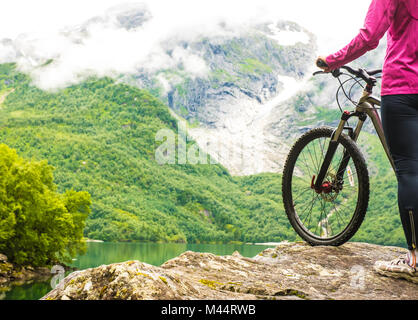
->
[1,242,274,300]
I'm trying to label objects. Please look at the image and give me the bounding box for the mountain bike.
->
[281,61,395,246]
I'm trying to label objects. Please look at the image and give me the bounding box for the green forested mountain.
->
[0,63,295,244]
[0,63,406,247]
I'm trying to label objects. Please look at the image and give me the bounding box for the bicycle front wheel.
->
[282,127,369,246]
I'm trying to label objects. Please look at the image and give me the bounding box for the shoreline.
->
[85,239,104,243]
[249,241,290,246]
[0,253,75,287]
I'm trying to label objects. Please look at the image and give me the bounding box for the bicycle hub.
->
[311,175,333,194]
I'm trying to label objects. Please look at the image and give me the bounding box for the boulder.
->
[0,254,7,263]
[42,242,418,300]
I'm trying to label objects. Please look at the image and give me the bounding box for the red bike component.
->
[311,175,316,191]
[321,182,333,194]
[311,175,333,194]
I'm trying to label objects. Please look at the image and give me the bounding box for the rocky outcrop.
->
[142,23,316,175]
[127,19,316,125]
[42,242,417,300]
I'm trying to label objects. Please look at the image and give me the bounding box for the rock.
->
[0,253,51,286]
[0,256,13,282]
[231,251,243,258]
[0,254,7,263]
[42,242,418,300]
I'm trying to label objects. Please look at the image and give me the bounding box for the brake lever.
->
[331,69,342,78]
[359,68,376,86]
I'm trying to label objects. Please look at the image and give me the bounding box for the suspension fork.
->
[313,111,366,191]
[335,112,367,181]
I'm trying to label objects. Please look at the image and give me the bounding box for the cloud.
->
[0,0,371,90]
[0,0,370,46]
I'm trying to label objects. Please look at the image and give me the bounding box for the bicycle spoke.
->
[293,187,314,205]
[289,131,362,240]
[302,194,319,229]
[300,152,314,176]
[297,192,318,217]
[331,201,343,230]
[311,140,321,174]
[306,144,320,174]
[334,206,349,226]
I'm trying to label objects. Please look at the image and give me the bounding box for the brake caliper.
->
[311,175,334,194]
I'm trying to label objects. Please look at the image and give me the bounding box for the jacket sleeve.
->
[326,0,397,69]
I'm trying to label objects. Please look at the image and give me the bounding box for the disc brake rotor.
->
[320,172,339,202]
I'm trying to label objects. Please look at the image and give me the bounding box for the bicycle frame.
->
[355,91,395,170]
[313,88,396,191]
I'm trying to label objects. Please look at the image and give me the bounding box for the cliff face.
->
[129,20,316,125]
[128,19,317,175]
[42,242,417,300]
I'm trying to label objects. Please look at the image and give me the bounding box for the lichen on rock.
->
[41,242,418,300]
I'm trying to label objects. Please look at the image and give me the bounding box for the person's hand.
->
[316,56,331,73]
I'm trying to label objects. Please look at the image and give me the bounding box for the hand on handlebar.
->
[316,56,331,73]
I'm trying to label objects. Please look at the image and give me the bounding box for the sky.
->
[0,0,371,52]
[0,0,373,90]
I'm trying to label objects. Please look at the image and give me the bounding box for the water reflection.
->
[2,242,273,300]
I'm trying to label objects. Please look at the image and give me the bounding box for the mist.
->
[0,0,371,90]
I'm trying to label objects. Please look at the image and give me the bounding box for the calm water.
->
[2,242,273,300]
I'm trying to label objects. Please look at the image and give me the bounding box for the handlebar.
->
[314,64,381,87]
[314,58,382,108]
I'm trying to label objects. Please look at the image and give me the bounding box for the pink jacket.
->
[326,0,418,96]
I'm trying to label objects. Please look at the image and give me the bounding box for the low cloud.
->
[0,0,370,90]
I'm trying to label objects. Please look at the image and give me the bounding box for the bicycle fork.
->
[313,110,366,193]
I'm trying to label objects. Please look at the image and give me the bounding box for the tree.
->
[0,144,91,266]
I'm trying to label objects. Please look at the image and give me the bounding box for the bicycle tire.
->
[282,127,369,246]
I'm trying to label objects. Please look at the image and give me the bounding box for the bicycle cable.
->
[336,73,362,108]
[335,72,382,127]
[314,65,382,127]
[336,73,362,127]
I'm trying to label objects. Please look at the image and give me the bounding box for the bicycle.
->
[281,60,396,246]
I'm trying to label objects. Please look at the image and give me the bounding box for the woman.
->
[317,0,418,280]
